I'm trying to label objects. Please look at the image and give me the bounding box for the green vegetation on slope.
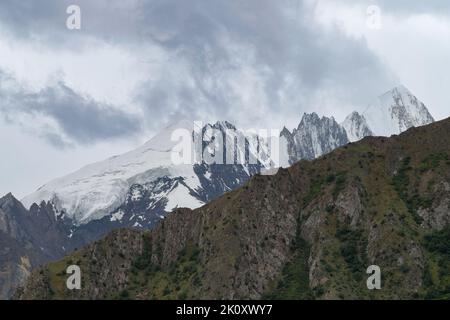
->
[419,153,449,172]
[422,226,450,299]
[335,227,367,281]
[124,236,203,300]
[392,156,425,224]
[262,217,313,300]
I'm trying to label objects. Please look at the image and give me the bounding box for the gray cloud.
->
[0,0,397,138]
[0,70,141,147]
[122,0,397,128]
[0,0,448,199]
[352,0,450,16]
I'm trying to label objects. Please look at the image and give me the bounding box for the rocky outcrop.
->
[341,112,373,142]
[0,194,66,299]
[281,113,349,164]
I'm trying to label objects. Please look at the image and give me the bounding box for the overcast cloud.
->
[0,0,449,197]
[0,69,140,146]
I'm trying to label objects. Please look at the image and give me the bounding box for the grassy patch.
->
[262,238,313,300]
[419,153,449,172]
[46,252,84,299]
[392,156,425,224]
[303,179,324,207]
[125,240,203,299]
[332,172,347,200]
[335,227,367,281]
[422,227,450,299]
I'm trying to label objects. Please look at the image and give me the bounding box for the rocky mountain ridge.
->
[1,85,437,299]
[16,116,450,300]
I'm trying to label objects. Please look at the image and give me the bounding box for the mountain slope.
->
[17,117,450,300]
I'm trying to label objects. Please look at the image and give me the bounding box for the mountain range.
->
[21,85,435,226]
[16,110,450,300]
[0,85,438,298]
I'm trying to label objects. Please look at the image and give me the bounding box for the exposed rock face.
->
[388,86,435,133]
[17,117,450,300]
[341,112,373,142]
[14,228,145,300]
[0,194,70,299]
[281,113,349,164]
[418,181,450,231]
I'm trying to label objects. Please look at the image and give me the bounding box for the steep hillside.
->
[16,118,450,300]
[0,195,74,299]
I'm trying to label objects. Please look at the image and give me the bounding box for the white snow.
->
[341,86,434,143]
[361,85,434,137]
[110,210,125,222]
[278,135,290,168]
[341,112,372,142]
[22,120,198,224]
[130,188,143,202]
[165,183,204,211]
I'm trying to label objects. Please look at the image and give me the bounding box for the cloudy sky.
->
[0,0,449,198]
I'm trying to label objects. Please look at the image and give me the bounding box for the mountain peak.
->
[1,192,14,199]
[341,111,373,142]
[282,112,349,163]
[300,112,338,122]
[217,120,236,129]
[208,120,237,131]
[280,126,291,137]
[341,85,435,143]
[21,118,263,225]
[387,84,410,95]
[300,112,319,121]
[298,113,320,130]
[143,119,195,151]
[0,192,18,205]
[0,192,26,213]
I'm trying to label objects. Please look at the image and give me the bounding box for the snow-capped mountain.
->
[21,85,435,230]
[280,113,349,164]
[1,85,439,299]
[341,85,434,141]
[341,111,373,142]
[23,120,196,224]
[22,120,266,228]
